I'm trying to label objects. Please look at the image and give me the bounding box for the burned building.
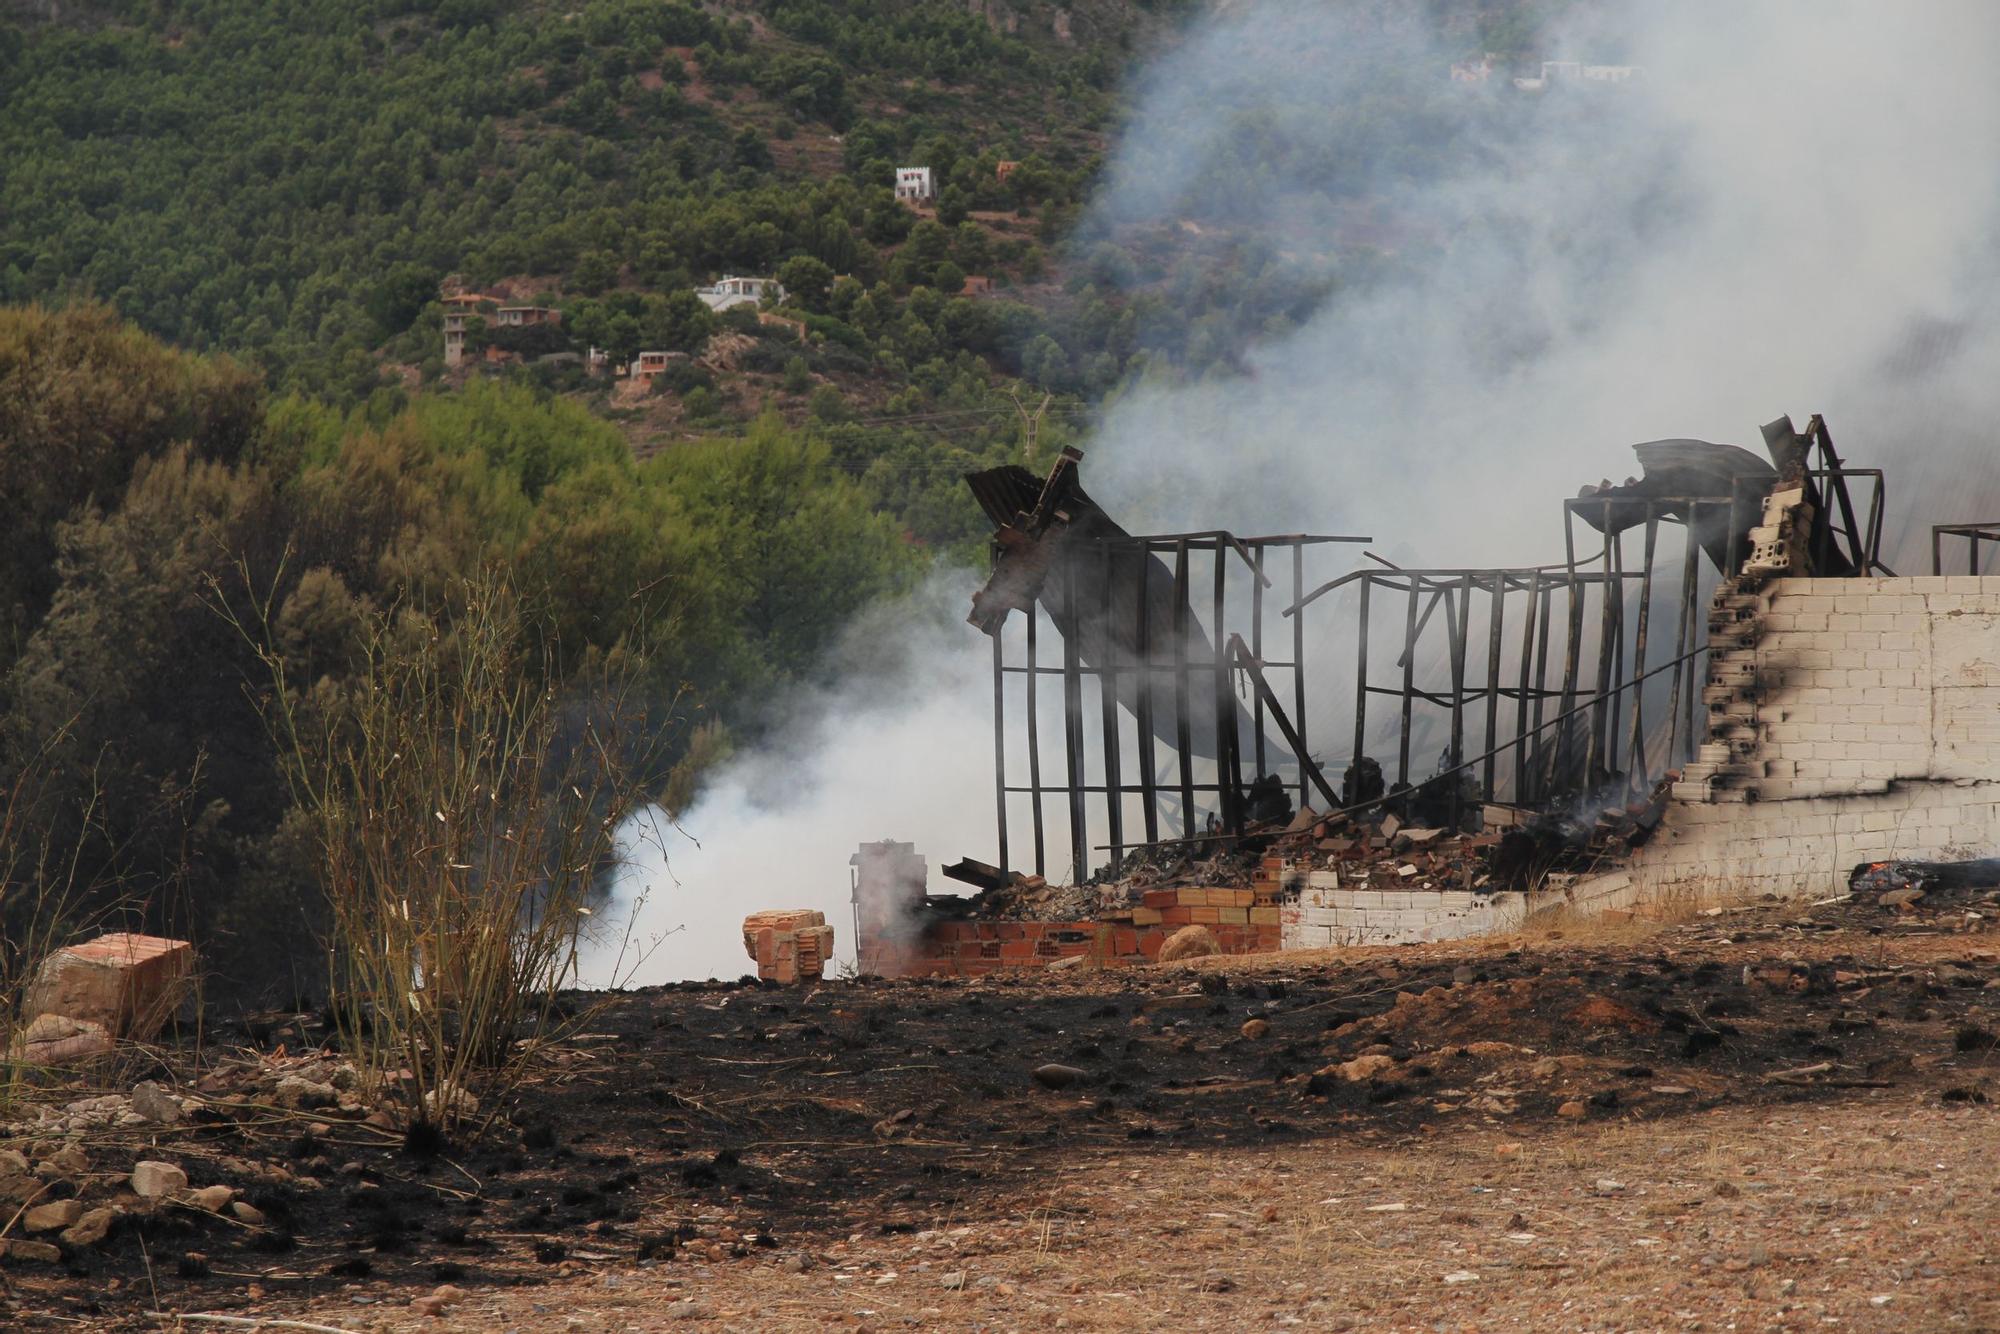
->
[846,415,2000,977]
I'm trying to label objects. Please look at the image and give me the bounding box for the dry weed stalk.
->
[0,711,187,1111]
[228,566,660,1136]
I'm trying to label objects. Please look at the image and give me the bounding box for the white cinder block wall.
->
[1275,575,2000,950]
[1598,575,2000,908]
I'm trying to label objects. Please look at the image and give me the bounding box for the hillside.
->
[0,2,1576,482]
[1,4,1154,398]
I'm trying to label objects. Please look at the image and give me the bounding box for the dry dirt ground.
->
[11,890,2000,1332]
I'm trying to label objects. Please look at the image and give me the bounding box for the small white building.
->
[895,167,935,202]
[695,275,785,312]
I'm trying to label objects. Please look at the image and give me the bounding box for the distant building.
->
[631,350,690,381]
[960,275,994,295]
[441,290,495,369]
[586,345,610,375]
[995,160,1020,183]
[895,167,935,202]
[1516,60,1641,91]
[1449,54,1495,83]
[496,305,561,328]
[695,275,784,312]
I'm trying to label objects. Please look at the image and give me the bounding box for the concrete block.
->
[22,933,192,1041]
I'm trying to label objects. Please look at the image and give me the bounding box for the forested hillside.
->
[2,2,1153,408]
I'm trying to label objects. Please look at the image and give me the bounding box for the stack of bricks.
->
[741,910,835,984]
[1131,884,1282,948]
[855,882,1284,979]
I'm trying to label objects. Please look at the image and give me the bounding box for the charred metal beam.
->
[1228,635,1342,813]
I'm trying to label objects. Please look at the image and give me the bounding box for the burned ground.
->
[7,887,2000,1328]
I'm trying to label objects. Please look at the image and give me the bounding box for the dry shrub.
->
[234,567,660,1135]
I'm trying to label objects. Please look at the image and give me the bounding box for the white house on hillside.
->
[695,275,785,312]
[895,167,934,202]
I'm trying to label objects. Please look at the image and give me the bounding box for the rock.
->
[666,1300,710,1320]
[1452,965,1477,986]
[1158,925,1220,963]
[1878,888,1924,910]
[1556,1100,1588,1120]
[1331,1054,1396,1083]
[939,1270,966,1290]
[1045,955,1082,971]
[22,1200,81,1233]
[1239,1018,1270,1040]
[1594,1178,1626,1194]
[872,1108,916,1138]
[10,1012,114,1066]
[131,1160,188,1198]
[187,1185,234,1212]
[39,1145,88,1177]
[411,1283,467,1315]
[1442,1270,1480,1284]
[1494,1141,1523,1160]
[0,1238,62,1264]
[1031,1063,1085,1090]
[423,1081,479,1121]
[272,1076,337,1111]
[61,1206,117,1247]
[230,1201,268,1227]
[130,1080,183,1124]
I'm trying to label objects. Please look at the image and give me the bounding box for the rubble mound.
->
[1330,975,1659,1055]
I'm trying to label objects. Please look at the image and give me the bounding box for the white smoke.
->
[1083,1,2000,566]
[589,1,2000,982]
[582,572,1074,986]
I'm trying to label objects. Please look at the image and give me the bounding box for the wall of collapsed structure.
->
[1559,572,2000,916]
[824,426,1991,980]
